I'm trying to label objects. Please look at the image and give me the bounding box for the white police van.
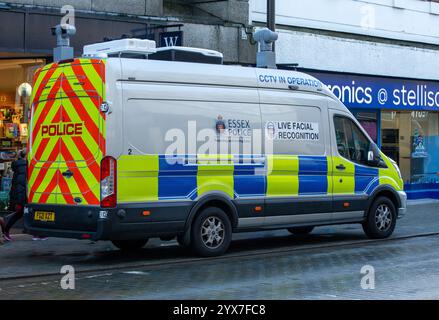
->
[25,38,406,257]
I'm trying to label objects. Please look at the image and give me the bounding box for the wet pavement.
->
[0,200,438,299]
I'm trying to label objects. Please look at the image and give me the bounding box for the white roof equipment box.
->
[149,46,223,64]
[83,38,157,57]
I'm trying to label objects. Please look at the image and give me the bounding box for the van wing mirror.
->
[368,144,384,167]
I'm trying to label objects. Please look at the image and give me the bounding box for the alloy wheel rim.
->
[201,216,225,249]
[375,204,392,231]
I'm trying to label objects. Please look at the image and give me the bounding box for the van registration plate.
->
[34,211,55,222]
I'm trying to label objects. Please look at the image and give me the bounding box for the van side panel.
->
[259,91,333,219]
[332,156,356,195]
[119,80,262,204]
[266,155,299,197]
[118,155,159,202]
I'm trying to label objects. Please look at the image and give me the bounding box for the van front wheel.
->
[191,207,232,257]
[112,239,149,251]
[362,197,397,239]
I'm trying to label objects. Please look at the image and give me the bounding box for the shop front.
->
[0,58,47,208]
[309,71,439,199]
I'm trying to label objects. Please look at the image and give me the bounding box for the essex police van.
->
[24,39,406,257]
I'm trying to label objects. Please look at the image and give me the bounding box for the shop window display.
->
[0,59,45,210]
[381,110,439,186]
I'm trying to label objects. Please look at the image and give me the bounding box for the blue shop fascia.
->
[307,70,439,199]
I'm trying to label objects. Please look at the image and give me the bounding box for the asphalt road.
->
[0,200,438,300]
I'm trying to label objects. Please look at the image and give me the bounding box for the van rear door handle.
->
[336,164,346,171]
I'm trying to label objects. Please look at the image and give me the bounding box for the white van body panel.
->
[104,58,348,159]
[24,55,405,247]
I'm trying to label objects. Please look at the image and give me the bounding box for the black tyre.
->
[112,239,149,251]
[191,207,232,257]
[177,234,190,248]
[287,226,314,235]
[362,197,397,239]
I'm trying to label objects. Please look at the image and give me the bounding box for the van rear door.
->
[28,63,64,205]
[28,59,106,206]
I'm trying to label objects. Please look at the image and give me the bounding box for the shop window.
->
[381,110,439,185]
[0,58,46,209]
[352,110,378,143]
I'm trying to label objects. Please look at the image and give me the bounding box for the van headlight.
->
[390,159,402,179]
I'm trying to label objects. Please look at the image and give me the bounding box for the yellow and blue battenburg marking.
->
[297,156,329,195]
[117,154,400,203]
[355,165,379,195]
[158,155,198,200]
[117,154,402,204]
[232,155,266,198]
[156,155,266,200]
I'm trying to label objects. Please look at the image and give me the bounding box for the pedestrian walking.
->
[0,216,4,244]
[3,149,28,241]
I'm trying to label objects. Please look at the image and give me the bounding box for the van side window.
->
[334,116,371,166]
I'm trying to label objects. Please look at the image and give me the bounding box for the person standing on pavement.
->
[0,217,4,244]
[2,149,28,241]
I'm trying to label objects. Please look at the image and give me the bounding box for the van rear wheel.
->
[191,207,232,257]
[362,197,396,239]
[287,226,314,235]
[112,239,149,251]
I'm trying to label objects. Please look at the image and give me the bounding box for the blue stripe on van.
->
[233,155,266,198]
[233,155,265,175]
[234,175,266,198]
[158,155,197,200]
[298,156,328,195]
[355,165,379,194]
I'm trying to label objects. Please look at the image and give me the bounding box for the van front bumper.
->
[397,191,407,219]
[24,202,192,241]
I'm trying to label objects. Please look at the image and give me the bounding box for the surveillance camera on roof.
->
[253,28,278,46]
[253,27,279,69]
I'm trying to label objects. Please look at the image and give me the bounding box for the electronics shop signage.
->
[265,121,320,141]
[311,71,439,111]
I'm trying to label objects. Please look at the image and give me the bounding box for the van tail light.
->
[100,156,117,208]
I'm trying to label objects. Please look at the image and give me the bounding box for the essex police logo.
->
[216,115,226,134]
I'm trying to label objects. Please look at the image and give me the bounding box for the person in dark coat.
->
[0,217,4,244]
[2,149,27,241]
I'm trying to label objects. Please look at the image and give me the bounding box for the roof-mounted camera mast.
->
[254,0,278,69]
[254,28,278,69]
[52,24,76,62]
